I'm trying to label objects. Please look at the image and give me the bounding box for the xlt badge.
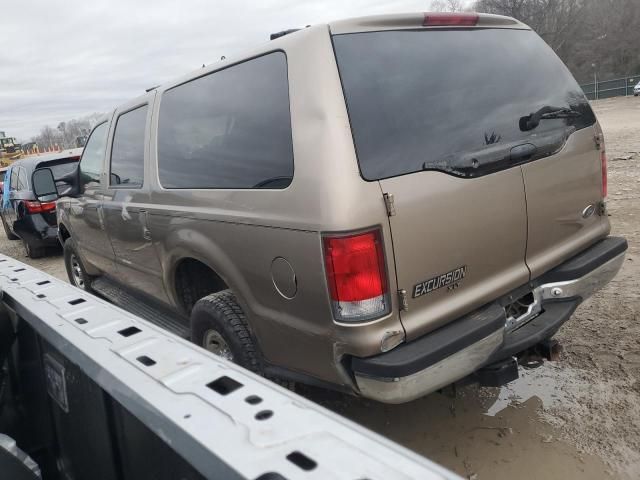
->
[413,266,467,298]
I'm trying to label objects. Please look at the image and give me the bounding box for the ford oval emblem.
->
[582,204,596,218]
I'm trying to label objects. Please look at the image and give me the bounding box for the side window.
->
[17,168,27,191]
[157,52,293,189]
[109,105,147,188]
[9,168,18,191]
[79,122,109,187]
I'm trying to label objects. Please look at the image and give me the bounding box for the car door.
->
[8,167,32,232]
[102,96,166,301]
[6,167,20,228]
[66,121,116,273]
[0,166,13,226]
[11,167,33,237]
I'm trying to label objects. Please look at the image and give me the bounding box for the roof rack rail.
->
[270,28,300,40]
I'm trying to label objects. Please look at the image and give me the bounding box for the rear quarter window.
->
[38,161,78,179]
[333,29,596,181]
[157,52,294,189]
[17,168,28,191]
[10,169,18,190]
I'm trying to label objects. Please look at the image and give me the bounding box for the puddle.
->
[302,364,624,479]
[483,362,582,417]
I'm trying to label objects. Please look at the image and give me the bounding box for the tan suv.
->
[32,12,626,403]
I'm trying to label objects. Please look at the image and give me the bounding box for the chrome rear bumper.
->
[354,248,626,404]
[537,252,625,302]
[356,329,504,404]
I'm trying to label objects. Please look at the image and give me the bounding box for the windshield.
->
[333,29,596,180]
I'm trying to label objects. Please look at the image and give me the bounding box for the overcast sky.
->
[0,0,443,141]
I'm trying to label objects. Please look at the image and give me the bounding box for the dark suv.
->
[1,149,82,257]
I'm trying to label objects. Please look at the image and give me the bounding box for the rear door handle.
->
[97,204,106,230]
[140,210,152,241]
[510,143,537,163]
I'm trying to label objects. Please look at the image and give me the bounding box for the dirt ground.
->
[1,96,638,479]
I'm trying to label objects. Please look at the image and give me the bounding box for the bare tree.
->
[30,113,102,151]
[472,0,640,82]
[430,0,466,12]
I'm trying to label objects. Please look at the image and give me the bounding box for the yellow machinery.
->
[0,132,23,165]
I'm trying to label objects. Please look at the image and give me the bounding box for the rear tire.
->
[1,216,18,240]
[191,290,296,390]
[191,290,261,372]
[63,238,93,291]
[23,240,45,259]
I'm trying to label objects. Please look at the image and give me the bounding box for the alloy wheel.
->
[69,253,85,288]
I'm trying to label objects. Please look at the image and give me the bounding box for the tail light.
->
[24,200,56,214]
[423,12,479,26]
[322,228,390,322]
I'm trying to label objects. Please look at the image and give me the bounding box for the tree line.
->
[432,0,640,84]
[25,112,103,151]
[471,0,640,83]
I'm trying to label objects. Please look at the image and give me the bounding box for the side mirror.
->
[32,168,59,202]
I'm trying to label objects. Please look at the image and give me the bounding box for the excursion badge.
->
[413,266,467,298]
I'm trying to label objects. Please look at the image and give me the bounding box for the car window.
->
[157,52,293,189]
[333,29,596,180]
[79,122,109,187]
[17,168,28,191]
[9,168,18,191]
[46,161,78,179]
[110,105,147,188]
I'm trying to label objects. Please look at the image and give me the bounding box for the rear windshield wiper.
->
[519,106,582,131]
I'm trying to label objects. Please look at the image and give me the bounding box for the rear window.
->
[38,160,77,179]
[157,52,293,189]
[333,29,596,181]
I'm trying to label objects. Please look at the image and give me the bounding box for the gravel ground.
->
[0,95,638,479]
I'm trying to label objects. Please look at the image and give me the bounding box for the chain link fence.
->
[580,74,640,100]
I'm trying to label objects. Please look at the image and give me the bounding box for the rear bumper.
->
[351,236,627,404]
[14,215,58,246]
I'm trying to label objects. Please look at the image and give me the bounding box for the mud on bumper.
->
[350,236,627,404]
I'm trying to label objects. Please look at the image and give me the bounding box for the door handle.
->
[97,204,106,230]
[510,143,537,163]
[140,210,152,241]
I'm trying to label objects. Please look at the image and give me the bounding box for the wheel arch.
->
[171,257,230,314]
[58,221,71,243]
